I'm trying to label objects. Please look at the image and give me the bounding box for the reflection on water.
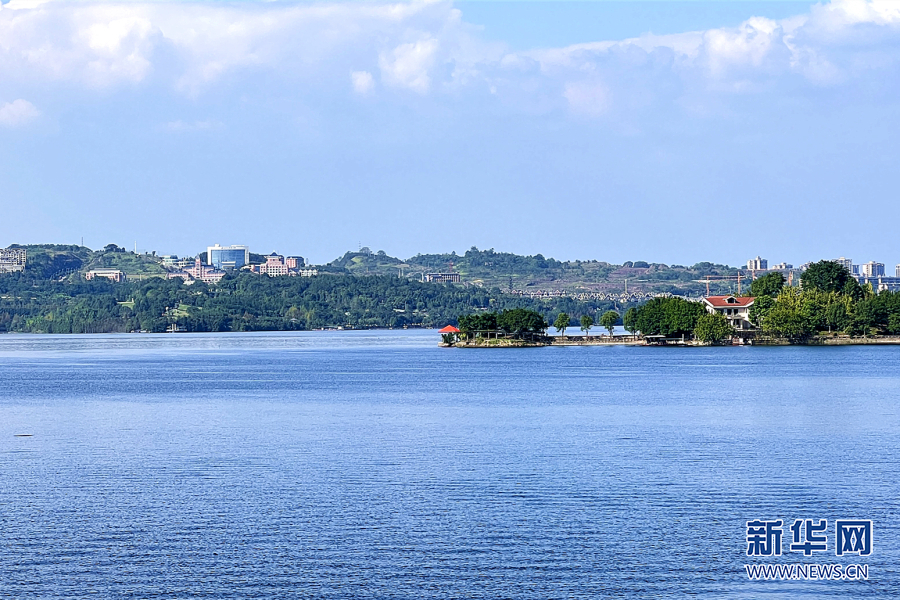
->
[0,331,897,598]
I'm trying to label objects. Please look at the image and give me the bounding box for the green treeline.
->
[749,263,900,339]
[457,308,548,337]
[0,271,617,334]
[627,261,900,343]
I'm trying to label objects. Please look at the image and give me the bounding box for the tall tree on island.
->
[750,272,785,297]
[600,310,619,336]
[623,307,638,335]
[693,313,734,344]
[800,260,851,294]
[554,312,571,337]
[580,314,593,337]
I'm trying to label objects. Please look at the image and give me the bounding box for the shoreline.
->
[445,333,900,348]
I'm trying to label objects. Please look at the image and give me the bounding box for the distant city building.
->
[896,264,900,278]
[424,273,461,283]
[770,262,793,270]
[747,256,767,271]
[860,261,885,278]
[207,244,249,270]
[834,257,859,275]
[702,295,755,330]
[162,255,201,270]
[184,258,225,283]
[0,247,26,273]
[85,269,126,282]
[246,253,314,277]
[858,275,900,293]
[260,253,289,277]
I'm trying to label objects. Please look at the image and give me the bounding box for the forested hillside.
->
[0,271,616,334]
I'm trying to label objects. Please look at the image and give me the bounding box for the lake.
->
[0,330,896,598]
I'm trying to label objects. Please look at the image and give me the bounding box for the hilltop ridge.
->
[329,246,741,296]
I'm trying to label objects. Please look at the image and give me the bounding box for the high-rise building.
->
[747,256,767,271]
[207,244,249,270]
[860,261,885,277]
[0,247,26,273]
[896,264,900,278]
[834,257,854,273]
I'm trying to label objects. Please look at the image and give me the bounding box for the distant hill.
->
[14,244,167,280]
[328,247,743,296]
[9,243,745,296]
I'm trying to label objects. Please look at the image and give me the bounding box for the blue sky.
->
[1,1,899,268]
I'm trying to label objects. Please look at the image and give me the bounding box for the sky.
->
[1,0,900,267]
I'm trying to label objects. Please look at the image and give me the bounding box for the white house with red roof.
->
[702,295,755,330]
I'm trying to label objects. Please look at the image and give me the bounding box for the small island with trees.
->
[446,260,900,347]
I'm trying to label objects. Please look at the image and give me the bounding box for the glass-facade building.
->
[207,244,249,270]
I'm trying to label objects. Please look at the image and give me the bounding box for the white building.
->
[0,247,26,273]
[834,257,859,275]
[747,256,767,271]
[85,269,126,282]
[860,261,885,277]
[702,295,756,330]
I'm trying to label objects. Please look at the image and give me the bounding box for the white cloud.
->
[378,38,439,94]
[351,70,374,95]
[0,99,40,127]
[0,0,899,118]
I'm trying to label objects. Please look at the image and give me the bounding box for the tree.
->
[633,297,706,337]
[825,300,851,333]
[761,288,813,340]
[748,295,775,327]
[554,312,571,336]
[852,298,885,335]
[694,313,734,344]
[623,307,638,334]
[888,313,900,335]
[801,260,851,293]
[498,308,547,336]
[600,310,618,336]
[458,312,498,334]
[750,272,785,297]
[842,277,865,301]
[580,314,593,337]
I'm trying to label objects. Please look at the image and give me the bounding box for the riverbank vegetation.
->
[751,262,900,340]
[626,261,900,344]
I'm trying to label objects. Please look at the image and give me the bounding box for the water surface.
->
[1,330,896,598]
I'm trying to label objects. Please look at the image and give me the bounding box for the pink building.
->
[260,253,289,277]
[183,258,225,283]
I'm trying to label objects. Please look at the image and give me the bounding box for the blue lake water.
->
[0,330,897,598]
